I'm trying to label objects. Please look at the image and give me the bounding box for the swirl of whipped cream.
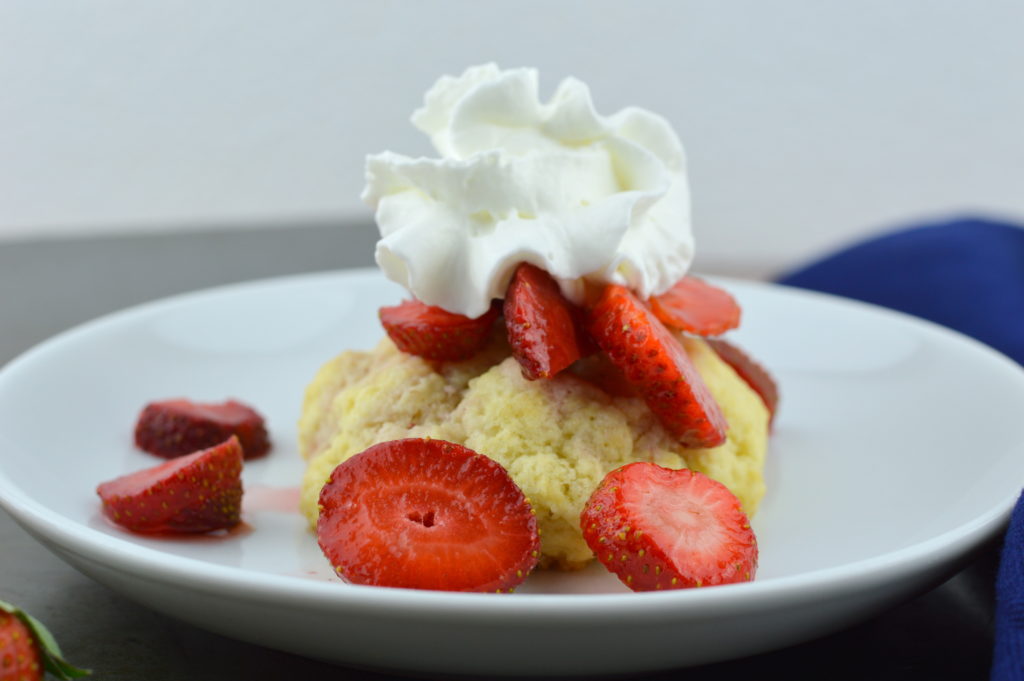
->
[362,63,694,318]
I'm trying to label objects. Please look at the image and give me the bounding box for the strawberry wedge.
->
[504,263,583,380]
[587,285,727,448]
[379,299,499,362]
[134,398,270,460]
[97,436,244,533]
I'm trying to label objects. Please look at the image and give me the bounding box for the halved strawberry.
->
[317,438,540,592]
[379,299,499,362]
[707,339,780,423]
[504,263,583,380]
[0,600,90,680]
[134,398,270,459]
[649,276,741,336]
[581,462,757,591]
[587,285,728,448]
[97,436,243,534]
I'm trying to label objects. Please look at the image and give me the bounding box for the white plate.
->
[1,269,1023,677]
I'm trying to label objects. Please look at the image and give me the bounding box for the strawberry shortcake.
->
[299,65,777,590]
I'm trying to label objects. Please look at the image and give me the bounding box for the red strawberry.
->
[97,436,243,534]
[649,276,742,336]
[587,285,728,447]
[0,599,90,680]
[706,339,780,423]
[504,263,583,380]
[379,299,499,362]
[581,462,757,591]
[317,438,540,592]
[0,610,41,681]
[134,399,270,460]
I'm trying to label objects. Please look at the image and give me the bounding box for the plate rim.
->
[0,268,1022,621]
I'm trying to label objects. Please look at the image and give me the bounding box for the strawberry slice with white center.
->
[317,438,540,592]
[581,462,757,591]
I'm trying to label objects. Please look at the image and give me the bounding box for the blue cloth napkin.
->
[775,216,1024,680]
[995,494,1024,680]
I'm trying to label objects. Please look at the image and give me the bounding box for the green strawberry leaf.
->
[0,598,92,679]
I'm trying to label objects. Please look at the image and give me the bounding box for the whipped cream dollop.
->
[362,63,694,318]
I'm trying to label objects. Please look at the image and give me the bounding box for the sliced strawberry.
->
[317,438,540,592]
[649,276,742,336]
[581,462,757,591]
[707,339,780,423]
[134,398,270,460]
[0,600,90,680]
[504,263,583,379]
[379,299,499,362]
[587,285,728,447]
[97,436,243,534]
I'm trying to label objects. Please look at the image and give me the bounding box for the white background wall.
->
[2,0,1022,271]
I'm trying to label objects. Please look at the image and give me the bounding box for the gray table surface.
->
[0,224,1002,679]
